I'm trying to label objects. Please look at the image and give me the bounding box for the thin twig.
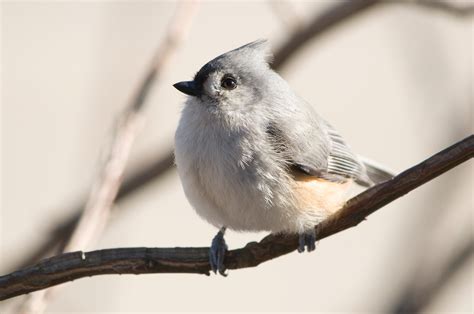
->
[2,135,472,301]
[64,0,199,255]
[16,2,199,313]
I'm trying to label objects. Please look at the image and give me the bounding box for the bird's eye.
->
[221,75,237,90]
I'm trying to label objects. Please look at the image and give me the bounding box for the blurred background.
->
[1,0,472,312]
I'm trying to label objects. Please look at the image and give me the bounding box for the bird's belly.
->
[290,175,352,232]
[178,154,352,233]
[178,157,277,232]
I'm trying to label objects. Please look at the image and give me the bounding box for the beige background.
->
[1,1,473,313]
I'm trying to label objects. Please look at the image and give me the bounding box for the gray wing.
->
[322,121,372,186]
[266,120,373,186]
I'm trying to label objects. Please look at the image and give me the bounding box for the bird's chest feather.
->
[186,124,260,202]
[175,107,294,231]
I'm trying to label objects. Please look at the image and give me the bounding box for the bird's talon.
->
[298,233,306,253]
[298,227,318,253]
[209,227,228,275]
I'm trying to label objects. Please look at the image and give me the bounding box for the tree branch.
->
[15,3,199,312]
[2,135,472,301]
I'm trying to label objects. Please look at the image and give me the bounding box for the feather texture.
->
[266,120,372,186]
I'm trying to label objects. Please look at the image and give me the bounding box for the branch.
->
[2,135,472,301]
[63,0,199,255]
[16,2,199,312]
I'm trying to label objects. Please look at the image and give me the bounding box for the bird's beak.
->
[173,80,199,96]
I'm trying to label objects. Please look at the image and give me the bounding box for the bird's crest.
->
[232,39,273,65]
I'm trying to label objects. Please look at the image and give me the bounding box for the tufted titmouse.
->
[173,40,392,275]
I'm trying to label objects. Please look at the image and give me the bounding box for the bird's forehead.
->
[194,56,230,85]
[194,50,254,81]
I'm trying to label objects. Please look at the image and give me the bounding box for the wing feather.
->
[266,121,372,186]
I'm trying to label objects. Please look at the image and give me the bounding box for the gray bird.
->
[173,40,392,275]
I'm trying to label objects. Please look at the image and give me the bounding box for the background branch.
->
[16,153,175,270]
[272,0,379,70]
[2,135,472,301]
[16,2,199,313]
[411,0,474,17]
[390,238,474,313]
[271,0,474,70]
[268,0,305,31]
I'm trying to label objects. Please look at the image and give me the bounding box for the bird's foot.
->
[209,227,228,276]
[298,227,318,253]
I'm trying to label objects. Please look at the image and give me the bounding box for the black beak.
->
[173,80,199,96]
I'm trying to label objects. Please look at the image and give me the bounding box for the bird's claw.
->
[298,227,317,253]
[209,228,228,276]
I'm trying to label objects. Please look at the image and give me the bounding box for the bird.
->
[173,40,392,275]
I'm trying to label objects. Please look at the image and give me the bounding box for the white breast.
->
[174,102,349,233]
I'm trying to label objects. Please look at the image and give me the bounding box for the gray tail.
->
[359,156,395,186]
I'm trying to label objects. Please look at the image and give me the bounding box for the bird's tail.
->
[359,156,395,185]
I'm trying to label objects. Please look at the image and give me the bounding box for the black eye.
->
[221,75,237,90]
